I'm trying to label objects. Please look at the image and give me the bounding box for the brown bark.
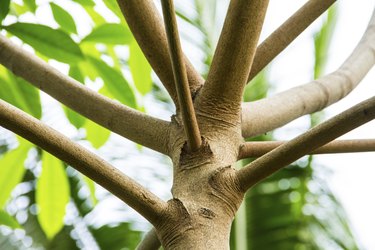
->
[0,35,170,155]
[116,0,204,104]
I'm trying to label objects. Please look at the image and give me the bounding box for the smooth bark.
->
[162,0,202,151]
[0,35,170,155]
[237,95,375,191]
[242,9,375,137]
[0,100,167,224]
[248,0,336,81]
[238,139,375,159]
[116,0,203,104]
[196,0,269,125]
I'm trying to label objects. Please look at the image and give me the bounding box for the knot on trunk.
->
[179,137,213,170]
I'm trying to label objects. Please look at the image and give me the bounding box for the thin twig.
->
[116,0,203,104]
[242,8,375,137]
[196,0,269,124]
[161,0,202,151]
[0,100,167,224]
[248,0,336,81]
[238,139,375,159]
[237,95,375,191]
[0,35,170,155]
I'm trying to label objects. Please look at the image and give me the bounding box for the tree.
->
[0,0,374,249]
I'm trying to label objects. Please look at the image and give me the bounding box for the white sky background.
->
[265,1,375,249]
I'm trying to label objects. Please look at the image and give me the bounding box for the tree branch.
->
[242,8,375,137]
[0,99,168,224]
[136,228,161,250]
[116,0,204,104]
[195,0,269,123]
[237,95,375,191]
[0,35,170,155]
[248,0,336,82]
[238,139,375,159]
[161,0,201,151]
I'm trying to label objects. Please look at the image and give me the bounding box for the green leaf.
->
[0,140,31,207]
[50,3,77,34]
[0,210,20,229]
[64,107,86,129]
[0,69,42,118]
[103,0,123,18]
[36,152,70,240]
[88,56,136,108]
[82,23,132,44]
[129,40,152,95]
[72,0,95,7]
[91,223,141,250]
[0,0,11,24]
[85,119,110,148]
[23,0,37,13]
[4,22,84,64]
[314,6,337,78]
[82,175,97,205]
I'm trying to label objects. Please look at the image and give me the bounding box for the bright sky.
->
[267,1,375,249]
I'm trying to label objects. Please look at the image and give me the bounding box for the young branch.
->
[248,0,336,82]
[195,0,269,123]
[116,0,204,104]
[237,95,375,191]
[238,139,375,159]
[0,35,170,155]
[136,228,161,250]
[0,100,168,224]
[161,0,201,151]
[242,8,375,137]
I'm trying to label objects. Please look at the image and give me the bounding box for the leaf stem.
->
[161,0,202,151]
[238,139,375,159]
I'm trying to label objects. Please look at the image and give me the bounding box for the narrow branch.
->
[242,8,375,137]
[0,35,170,155]
[136,228,161,250]
[237,95,375,191]
[248,0,336,81]
[196,0,269,123]
[116,0,204,104]
[161,0,201,151]
[0,100,167,224]
[238,139,375,159]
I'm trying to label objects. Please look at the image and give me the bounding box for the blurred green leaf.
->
[0,69,42,118]
[82,23,132,44]
[0,210,20,229]
[23,0,37,13]
[72,0,95,7]
[85,119,110,148]
[50,3,77,34]
[63,107,86,129]
[0,0,11,23]
[103,0,123,18]
[129,40,152,95]
[3,22,84,64]
[0,139,31,207]
[314,6,337,78]
[82,175,97,205]
[91,223,141,250]
[88,56,136,108]
[36,152,70,240]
